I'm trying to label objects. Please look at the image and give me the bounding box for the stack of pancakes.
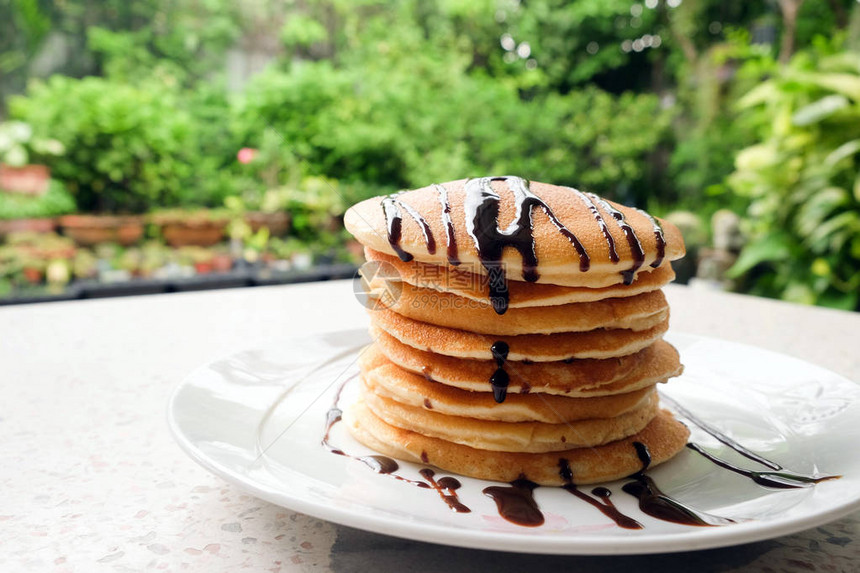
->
[343,177,690,485]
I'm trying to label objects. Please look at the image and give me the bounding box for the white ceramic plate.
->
[167,330,860,555]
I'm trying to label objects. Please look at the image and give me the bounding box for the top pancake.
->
[345,177,685,287]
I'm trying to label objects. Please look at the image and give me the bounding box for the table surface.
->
[2,280,859,572]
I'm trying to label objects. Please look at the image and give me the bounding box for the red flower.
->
[237,148,258,164]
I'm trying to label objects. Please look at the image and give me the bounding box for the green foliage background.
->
[1,0,859,309]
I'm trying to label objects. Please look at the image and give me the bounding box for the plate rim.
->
[166,330,860,555]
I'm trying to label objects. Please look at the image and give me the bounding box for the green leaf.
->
[791,72,860,101]
[734,144,778,172]
[824,139,860,167]
[796,187,849,237]
[737,81,778,109]
[791,95,849,126]
[4,144,28,166]
[807,211,859,245]
[855,173,860,202]
[726,234,792,278]
[816,290,859,311]
[782,281,816,305]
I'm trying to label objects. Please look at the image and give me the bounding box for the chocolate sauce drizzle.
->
[322,378,430,489]
[661,394,841,484]
[381,194,436,262]
[483,477,545,527]
[558,459,643,529]
[686,443,837,489]
[661,395,784,469]
[464,176,589,315]
[435,184,460,266]
[420,469,471,513]
[381,177,670,309]
[489,341,510,403]
[322,373,843,530]
[622,442,735,526]
[586,193,645,285]
[573,189,619,263]
[636,208,666,269]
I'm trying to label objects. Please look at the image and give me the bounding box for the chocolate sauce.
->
[686,443,839,488]
[558,459,643,529]
[435,184,460,266]
[622,442,734,526]
[423,398,433,410]
[662,395,840,483]
[573,189,619,263]
[381,194,436,262]
[490,341,510,403]
[464,177,589,315]
[491,341,510,366]
[632,440,651,469]
[661,395,784,469]
[587,193,644,285]
[421,365,433,381]
[386,178,666,305]
[420,469,471,513]
[636,208,666,268]
[322,377,430,489]
[483,477,544,527]
[490,369,510,403]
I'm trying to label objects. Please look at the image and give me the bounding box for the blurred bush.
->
[2,0,859,308]
[235,61,669,202]
[8,75,240,213]
[728,36,860,310]
[0,180,75,220]
[9,76,195,213]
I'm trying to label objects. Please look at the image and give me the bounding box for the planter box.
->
[0,164,51,195]
[0,217,57,237]
[160,220,228,247]
[59,215,145,246]
[245,211,291,236]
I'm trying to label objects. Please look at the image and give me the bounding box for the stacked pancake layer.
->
[344,177,690,485]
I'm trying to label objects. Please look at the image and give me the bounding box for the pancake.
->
[345,177,685,287]
[345,402,690,485]
[361,352,658,422]
[370,308,670,361]
[344,176,688,486]
[365,248,676,308]
[364,335,682,397]
[362,382,659,452]
[376,280,670,335]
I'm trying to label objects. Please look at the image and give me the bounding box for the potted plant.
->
[0,180,77,237]
[46,258,71,292]
[139,241,170,278]
[116,248,143,277]
[59,214,145,247]
[0,246,23,292]
[19,255,46,285]
[0,121,64,196]
[244,188,291,236]
[72,249,98,280]
[5,231,77,263]
[177,246,216,274]
[210,245,234,273]
[150,209,231,247]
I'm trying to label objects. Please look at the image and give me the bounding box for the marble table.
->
[2,280,858,572]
